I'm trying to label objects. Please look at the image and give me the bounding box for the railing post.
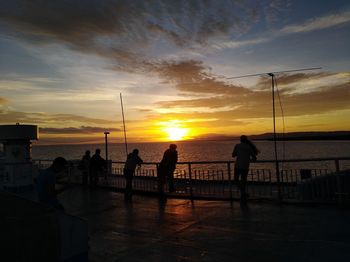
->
[67,161,72,184]
[276,160,282,202]
[156,163,164,196]
[336,173,343,204]
[188,163,193,199]
[335,159,340,173]
[227,162,233,202]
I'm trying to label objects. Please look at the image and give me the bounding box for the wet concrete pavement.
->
[60,187,350,262]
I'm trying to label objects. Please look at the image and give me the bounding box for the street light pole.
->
[104,131,110,162]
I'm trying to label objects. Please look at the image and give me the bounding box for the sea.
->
[32,140,350,171]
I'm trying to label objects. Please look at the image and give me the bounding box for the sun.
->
[164,127,188,141]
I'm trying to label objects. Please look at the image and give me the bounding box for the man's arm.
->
[250,147,257,162]
[44,177,68,196]
[137,156,143,166]
[54,172,71,194]
[232,145,237,158]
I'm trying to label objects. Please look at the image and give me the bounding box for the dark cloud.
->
[152,66,350,120]
[0,109,116,125]
[33,136,108,145]
[254,72,337,91]
[281,81,350,115]
[153,60,210,82]
[193,133,239,140]
[0,0,286,71]
[153,60,250,95]
[39,126,120,134]
[3,0,347,136]
[273,72,334,85]
[154,62,350,118]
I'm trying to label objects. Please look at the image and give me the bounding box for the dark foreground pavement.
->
[60,187,350,262]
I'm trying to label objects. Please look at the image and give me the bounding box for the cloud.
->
[254,72,349,95]
[1,1,349,138]
[151,69,350,120]
[210,37,269,51]
[39,126,120,134]
[150,61,350,119]
[0,97,9,105]
[208,10,350,52]
[0,109,116,125]
[153,60,250,95]
[254,72,336,90]
[0,0,287,71]
[33,136,106,145]
[280,10,350,34]
[269,72,333,85]
[280,81,350,116]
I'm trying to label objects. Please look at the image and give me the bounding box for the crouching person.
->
[37,157,68,211]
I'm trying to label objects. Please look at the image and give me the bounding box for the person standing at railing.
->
[89,148,106,188]
[232,135,259,204]
[158,144,178,193]
[78,150,91,185]
[123,149,143,201]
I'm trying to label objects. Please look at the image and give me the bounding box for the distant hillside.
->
[250,131,350,141]
[194,131,350,141]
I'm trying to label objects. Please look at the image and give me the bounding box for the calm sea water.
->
[32,140,350,163]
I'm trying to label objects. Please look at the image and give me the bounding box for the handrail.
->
[110,157,350,165]
[31,156,350,203]
[32,156,350,164]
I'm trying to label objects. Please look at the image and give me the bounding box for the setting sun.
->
[164,127,188,141]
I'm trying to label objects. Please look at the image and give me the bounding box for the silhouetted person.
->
[79,150,91,185]
[89,148,106,187]
[37,157,68,211]
[123,149,143,201]
[232,135,258,204]
[158,144,178,193]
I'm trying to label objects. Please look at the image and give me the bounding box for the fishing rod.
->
[227,67,322,201]
[120,93,128,157]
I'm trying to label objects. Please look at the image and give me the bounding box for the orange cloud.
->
[39,126,120,134]
[0,97,9,105]
[0,109,116,125]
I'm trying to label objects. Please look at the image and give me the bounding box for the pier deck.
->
[60,187,350,262]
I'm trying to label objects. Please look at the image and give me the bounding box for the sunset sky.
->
[0,0,349,144]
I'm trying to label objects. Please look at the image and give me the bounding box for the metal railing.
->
[33,157,350,203]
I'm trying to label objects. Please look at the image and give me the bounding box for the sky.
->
[0,0,349,144]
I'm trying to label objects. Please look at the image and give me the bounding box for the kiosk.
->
[0,124,38,191]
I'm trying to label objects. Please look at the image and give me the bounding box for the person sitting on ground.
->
[36,157,68,211]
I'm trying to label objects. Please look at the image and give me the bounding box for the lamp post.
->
[104,131,110,162]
